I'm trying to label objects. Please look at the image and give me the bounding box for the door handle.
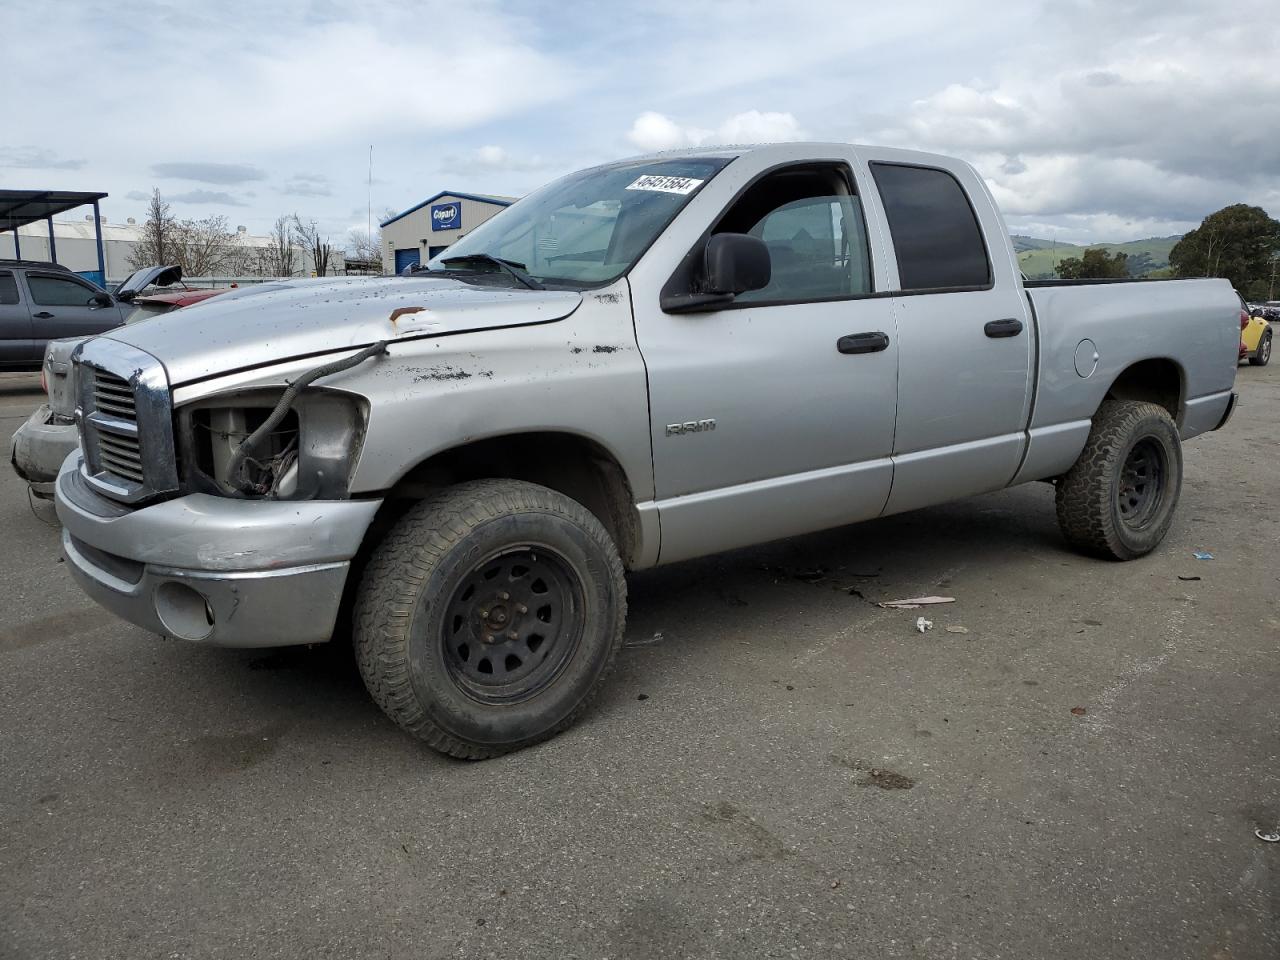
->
[984,318,1023,338]
[32,311,54,319]
[837,331,890,354]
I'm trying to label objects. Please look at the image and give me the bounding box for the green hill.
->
[1014,235,1182,279]
[1010,235,1060,254]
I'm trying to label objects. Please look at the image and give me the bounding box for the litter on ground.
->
[880,596,956,610]
[1193,551,1214,560]
[915,617,933,633]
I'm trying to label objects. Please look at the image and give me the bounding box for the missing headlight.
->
[177,389,369,500]
[193,406,301,497]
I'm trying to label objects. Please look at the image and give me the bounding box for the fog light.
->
[154,581,215,641]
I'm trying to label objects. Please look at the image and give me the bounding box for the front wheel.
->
[354,479,627,759]
[1055,399,1183,560]
[1249,330,1272,366]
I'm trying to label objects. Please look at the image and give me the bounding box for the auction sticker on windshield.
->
[626,175,704,195]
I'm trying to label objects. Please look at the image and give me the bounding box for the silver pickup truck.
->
[55,143,1239,758]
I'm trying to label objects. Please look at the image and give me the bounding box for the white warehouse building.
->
[380,191,514,274]
[0,217,339,284]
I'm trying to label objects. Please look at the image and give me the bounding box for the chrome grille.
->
[91,370,138,421]
[74,339,178,504]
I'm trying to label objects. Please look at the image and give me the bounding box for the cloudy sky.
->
[4,0,1278,245]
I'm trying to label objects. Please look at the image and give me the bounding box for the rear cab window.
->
[869,163,992,291]
[0,271,19,305]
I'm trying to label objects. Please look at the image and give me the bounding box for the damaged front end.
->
[176,386,371,501]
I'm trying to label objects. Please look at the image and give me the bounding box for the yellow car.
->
[1241,297,1272,366]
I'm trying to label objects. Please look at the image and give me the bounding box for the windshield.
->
[423,156,733,288]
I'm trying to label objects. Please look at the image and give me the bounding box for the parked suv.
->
[1,260,128,370]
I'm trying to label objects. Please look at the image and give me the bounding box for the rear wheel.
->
[1055,399,1183,560]
[354,479,627,759]
[1249,330,1272,366]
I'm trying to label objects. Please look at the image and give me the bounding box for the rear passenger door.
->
[0,270,36,366]
[864,159,1034,515]
[23,271,124,348]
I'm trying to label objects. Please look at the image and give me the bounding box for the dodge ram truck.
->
[54,143,1240,758]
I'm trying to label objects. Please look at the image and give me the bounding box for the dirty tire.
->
[1055,399,1183,560]
[354,479,627,759]
[1249,330,1271,366]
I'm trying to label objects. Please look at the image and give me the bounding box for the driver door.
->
[631,161,899,564]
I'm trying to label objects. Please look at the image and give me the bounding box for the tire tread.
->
[1055,399,1179,561]
[353,479,626,759]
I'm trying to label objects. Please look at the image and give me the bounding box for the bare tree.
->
[346,228,382,274]
[169,215,238,276]
[129,194,239,275]
[128,189,179,268]
[292,214,334,277]
[264,215,298,277]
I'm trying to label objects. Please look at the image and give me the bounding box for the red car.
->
[124,286,227,323]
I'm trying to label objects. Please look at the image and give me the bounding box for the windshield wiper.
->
[439,253,544,290]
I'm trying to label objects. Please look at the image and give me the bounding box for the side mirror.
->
[703,233,771,296]
[91,292,113,308]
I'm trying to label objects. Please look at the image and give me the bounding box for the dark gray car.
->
[0,260,130,370]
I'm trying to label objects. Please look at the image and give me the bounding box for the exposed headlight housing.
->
[175,388,369,500]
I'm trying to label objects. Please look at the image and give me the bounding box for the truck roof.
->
[619,141,960,167]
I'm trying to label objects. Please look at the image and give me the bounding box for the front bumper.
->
[55,454,382,647]
[9,404,78,497]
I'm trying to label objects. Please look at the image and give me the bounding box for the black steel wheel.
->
[354,479,627,759]
[443,546,584,704]
[1116,437,1167,531]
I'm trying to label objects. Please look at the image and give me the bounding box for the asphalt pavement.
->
[1,366,1276,960]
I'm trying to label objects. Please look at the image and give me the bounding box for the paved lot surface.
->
[1,366,1277,960]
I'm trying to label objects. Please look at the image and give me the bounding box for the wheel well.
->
[1104,358,1184,422]
[378,432,640,567]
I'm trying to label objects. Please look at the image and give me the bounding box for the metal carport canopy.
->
[0,189,108,232]
[0,189,110,282]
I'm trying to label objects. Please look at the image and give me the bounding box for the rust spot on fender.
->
[389,306,427,325]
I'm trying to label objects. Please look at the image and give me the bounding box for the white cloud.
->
[4,0,1277,243]
[626,110,804,152]
[871,16,1280,230]
[0,146,83,170]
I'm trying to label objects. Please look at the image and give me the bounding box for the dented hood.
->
[101,275,582,385]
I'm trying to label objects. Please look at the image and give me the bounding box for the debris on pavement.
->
[624,630,664,648]
[1255,828,1279,843]
[944,625,970,634]
[915,617,933,633]
[880,596,956,610]
[1070,706,1087,716]
[1193,551,1214,560]
[1177,575,1202,581]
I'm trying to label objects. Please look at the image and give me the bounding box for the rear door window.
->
[869,163,991,291]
